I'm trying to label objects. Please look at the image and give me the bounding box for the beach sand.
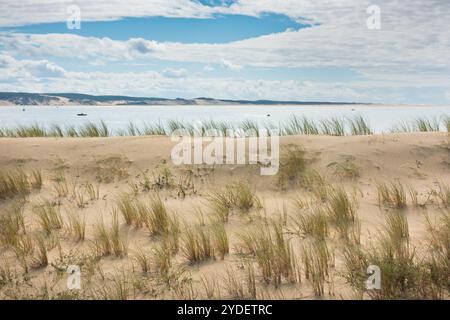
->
[0,132,449,299]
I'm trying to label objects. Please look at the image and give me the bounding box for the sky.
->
[0,0,449,104]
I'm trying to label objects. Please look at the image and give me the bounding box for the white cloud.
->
[221,59,242,71]
[163,68,187,78]
[0,0,449,103]
[1,55,448,103]
[128,38,165,55]
[0,0,217,27]
[2,0,449,73]
[0,54,66,79]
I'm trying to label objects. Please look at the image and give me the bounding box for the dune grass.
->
[32,234,49,269]
[414,117,441,132]
[200,275,221,299]
[319,118,346,136]
[0,202,26,247]
[147,194,171,236]
[4,114,450,138]
[6,114,450,138]
[223,268,245,299]
[12,234,35,273]
[278,145,308,189]
[0,169,31,199]
[343,210,450,299]
[342,211,426,299]
[291,206,329,240]
[206,189,233,223]
[152,242,173,280]
[325,187,358,240]
[332,159,361,180]
[301,240,333,296]
[237,222,297,287]
[181,225,214,264]
[424,210,449,298]
[0,115,376,138]
[34,200,64,235]
[53,180,69,198]
[30,170,42,190]
[116,193,142,227]
[211,223,229,260]
[227,182,261,213]
[348,115,373,135]
[444,117,450,132]
[79,121,110,137]
[377,181,407,209]
[206,181,261,223]
[391,116,449,133]
[67,211,86,242]
[132,246,151,274]
[434,182,450,208]
[92,213,128,257]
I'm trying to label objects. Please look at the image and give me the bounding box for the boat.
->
[77,113,88,116]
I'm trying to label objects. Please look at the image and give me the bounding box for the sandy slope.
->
[0,132,449,299]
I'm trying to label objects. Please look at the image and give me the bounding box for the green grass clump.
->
[414,117,441,132]
[211,223,229,260]
[278,145,308,189]
[326,187,358,240]
[444,117,450,132]
[181,225,214,264]
[343,211,428,299]
[79,121,110,137]
[0,170,31,199]
[348,116,372,135]
[147,195,171,236]
[283,115,319,135]
[291,207,329,240]
[15,124,47,137]
[237,222,297,287]
[320,118,345,136]
[377,181,407,209]
[34,200,64,235]
[0,202,26,247]
[434,182,450,208]
[207,182,260,221]
[92,213,128,257]
[332,159,361,180]
[301,240,333,296]
[67,211,86,242]
[227,182,261,213]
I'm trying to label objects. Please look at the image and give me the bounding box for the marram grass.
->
[9,115,450,138]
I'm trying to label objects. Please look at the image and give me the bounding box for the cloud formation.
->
[0,0,449,103]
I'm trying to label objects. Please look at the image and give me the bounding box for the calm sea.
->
[1,104,449,134]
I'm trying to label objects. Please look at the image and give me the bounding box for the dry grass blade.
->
[377,181,407,209]
[34,200,64,235]
[211,223,229,260]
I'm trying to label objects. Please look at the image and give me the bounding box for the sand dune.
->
[0,133,449,299]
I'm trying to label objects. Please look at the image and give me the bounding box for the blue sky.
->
[1,14,307,43]
[0,0,449,104]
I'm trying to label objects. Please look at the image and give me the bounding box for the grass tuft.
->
[377,181,407,209]
[34,200,64,235]
[326,187,358,239]
[181,225,214,264]
[0,169,31,199]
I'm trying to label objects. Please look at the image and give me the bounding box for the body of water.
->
[1,104,449,134]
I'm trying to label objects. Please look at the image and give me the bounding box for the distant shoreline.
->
[0,92,370,106]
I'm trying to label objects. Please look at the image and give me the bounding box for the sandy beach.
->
[0,132,448,299]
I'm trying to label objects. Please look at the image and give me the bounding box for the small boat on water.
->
[77,113,88,116]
